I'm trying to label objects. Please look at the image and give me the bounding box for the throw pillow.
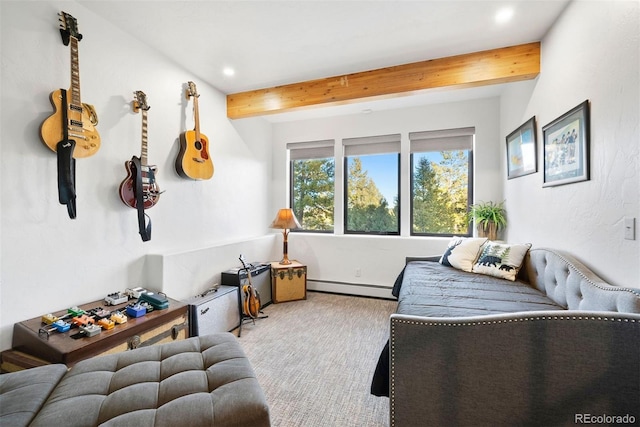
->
[472,241,532,281]
[439,237,487,272]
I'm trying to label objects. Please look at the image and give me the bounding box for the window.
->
[343,134,400,234]
[410,128,474,236]
[288,140,335,231]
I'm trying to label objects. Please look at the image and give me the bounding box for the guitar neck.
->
[239,257,253,283]
[193,95,201,141]
[140,109,148,165]
[69,36,82,109]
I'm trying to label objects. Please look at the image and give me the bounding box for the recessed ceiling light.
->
[495,7,514,24]
[223,67,235,77]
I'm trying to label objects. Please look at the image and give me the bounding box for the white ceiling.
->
[79,0,570,121]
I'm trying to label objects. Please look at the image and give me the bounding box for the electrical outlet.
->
[624,217,636,240]
[355,268,361,277]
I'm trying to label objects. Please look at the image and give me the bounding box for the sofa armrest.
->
[390,311,640,427]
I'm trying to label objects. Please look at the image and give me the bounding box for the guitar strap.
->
[56,89,77,219]
[131,155,151,242]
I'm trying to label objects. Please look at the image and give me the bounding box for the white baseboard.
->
[307,279,395,300]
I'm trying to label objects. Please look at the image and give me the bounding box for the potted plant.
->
[469,201,507,241]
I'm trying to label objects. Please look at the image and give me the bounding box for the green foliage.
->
[346,157,397,233]
[412,151,469,235]
[348,198,397,232]
[292,159,335,231]
[468,200,507,230]
[347,157,385,206]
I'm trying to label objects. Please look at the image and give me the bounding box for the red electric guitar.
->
[119,91,161,209]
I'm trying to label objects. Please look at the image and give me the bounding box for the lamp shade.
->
[269,208,301,230]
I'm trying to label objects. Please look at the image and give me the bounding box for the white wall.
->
[0,1,274,351]
[272,97,503,295]
[502,0,640,289]
[146,235,279,301]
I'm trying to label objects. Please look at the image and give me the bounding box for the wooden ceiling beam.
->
[226,42,540,119]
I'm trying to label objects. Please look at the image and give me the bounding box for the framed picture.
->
[542,100,590,187]
[506,116,537,179]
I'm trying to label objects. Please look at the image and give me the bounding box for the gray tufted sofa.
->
[0,333,270,427]
[388,248,640,427]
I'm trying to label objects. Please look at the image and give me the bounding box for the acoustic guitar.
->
[239,255,261,319]
[175,81,214,180]
[40,11,100,158]
[119,91,161,209]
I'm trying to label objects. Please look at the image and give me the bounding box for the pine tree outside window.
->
[410,128,474,236]
[288,140,335,232]
[343,134,400,235]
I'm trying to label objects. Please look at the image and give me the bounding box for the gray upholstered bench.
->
[0,333,270,427]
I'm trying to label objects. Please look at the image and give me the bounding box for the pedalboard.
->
[36,288,170,341]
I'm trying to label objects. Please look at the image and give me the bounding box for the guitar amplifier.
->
[221,263,272,307]
[183,286,241,337]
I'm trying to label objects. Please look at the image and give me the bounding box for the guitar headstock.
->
[133,90,150,112]
[58,11,82,46]
[186,81,200,99]
[239,254,249,270]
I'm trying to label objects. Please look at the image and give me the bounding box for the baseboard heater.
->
[307,279,395,300]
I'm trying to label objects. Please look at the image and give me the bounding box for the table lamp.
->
[270,208,301,265]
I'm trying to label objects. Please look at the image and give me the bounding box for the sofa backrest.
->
[522,248,640,313]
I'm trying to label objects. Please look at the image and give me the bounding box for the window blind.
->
[343,134,401,156]
[409,127,474,152]
[287,139,335,160]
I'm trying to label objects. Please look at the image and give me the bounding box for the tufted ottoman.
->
[12,333,270,427]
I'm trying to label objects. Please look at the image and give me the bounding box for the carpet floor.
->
[237,291,397,427]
